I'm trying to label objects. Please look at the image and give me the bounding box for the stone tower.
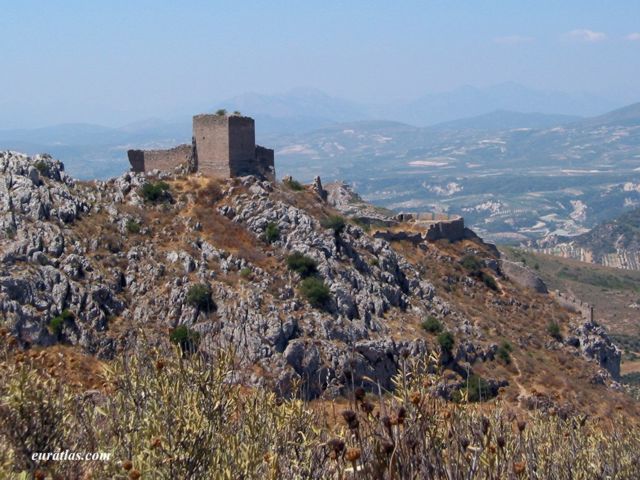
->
[127,113,275,181]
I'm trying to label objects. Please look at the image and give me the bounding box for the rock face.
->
[571,320,621,379]
[0,151,623,401]
[500,260,548,294]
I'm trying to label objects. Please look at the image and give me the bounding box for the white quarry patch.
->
[422,182,463,196]
[277,144,317,155]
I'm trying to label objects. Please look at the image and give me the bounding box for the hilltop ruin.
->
[127,113,275,181]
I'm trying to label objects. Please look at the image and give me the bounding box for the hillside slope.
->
[0,151,635,418]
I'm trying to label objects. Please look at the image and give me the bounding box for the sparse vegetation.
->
[169,325,201,354]
[547,320,562,341]
[264,222,280,243]
[437,330,455,355]
[299,277,331,308]
[4,226,16,240]
[497,340,513,364]
[125,219,141,234]
[2,340,638,479]
[48,310,73,339]
[283,177,304,191]
[460,254,482,272]
[33,159,48,175]
[239,267,252,278]
[421,316,443,334]
[185,283,215,312]
[460,374,491,403]
[140,181,170,203]
[286,252,318,278]
[482,272,499,291]
[321,215,346,235]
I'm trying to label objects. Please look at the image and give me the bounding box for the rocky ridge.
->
[0,151,625,406]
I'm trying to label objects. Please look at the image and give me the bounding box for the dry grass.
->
[1,336,639,479]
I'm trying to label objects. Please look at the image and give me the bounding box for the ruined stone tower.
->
[127,113,275,181]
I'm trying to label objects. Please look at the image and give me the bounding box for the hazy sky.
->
[2,0,639,127]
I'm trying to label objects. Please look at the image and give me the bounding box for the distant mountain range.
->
[1,90,640,245]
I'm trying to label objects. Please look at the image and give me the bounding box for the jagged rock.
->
[573,320,621,379]
[312,176,327,201]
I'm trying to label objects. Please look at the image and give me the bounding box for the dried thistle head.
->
[345,447,361,463]
[342,409,359,430]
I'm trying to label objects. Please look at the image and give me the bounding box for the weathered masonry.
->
[127,113,275,181]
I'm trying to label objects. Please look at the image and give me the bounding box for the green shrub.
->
[48,310,73,338]
[547,321,562,340]
[215,108,227,116]
[463,374,491,402]
[186,284,215,312]
[460,254,482,272]
[321,215,346,235]
[369,258,379,267]
[497,340,513,364]
[299,277,331,308]
[286,252,318,278]
[140,181,170,203]
[169,325,201,353]
[422,316,443,334]
[437,331,455,354]
[4,226,16,240]
[482,273,499,291]
[126,219,141,234]
[265,222,280,243]
[34,159,48,175]
[239,267,252,278]
[284,177,304,191]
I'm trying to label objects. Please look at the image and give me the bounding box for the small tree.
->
[215,109,227,116]
[299,277,331,308]
[437,331,455,356]
[265,222,280,243]
[286,252,318,278]
[186,284,215,313]
[422,316,443,334]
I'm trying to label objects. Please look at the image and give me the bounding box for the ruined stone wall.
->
[424,217,465,242]
[127,144,192,173]
[254,145,275,181]
[193,115,231,177]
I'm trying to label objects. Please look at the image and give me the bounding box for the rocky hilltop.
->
[0,151,632,414]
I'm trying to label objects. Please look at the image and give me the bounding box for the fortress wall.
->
[127,145,192,173]
[193,115,231,177]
